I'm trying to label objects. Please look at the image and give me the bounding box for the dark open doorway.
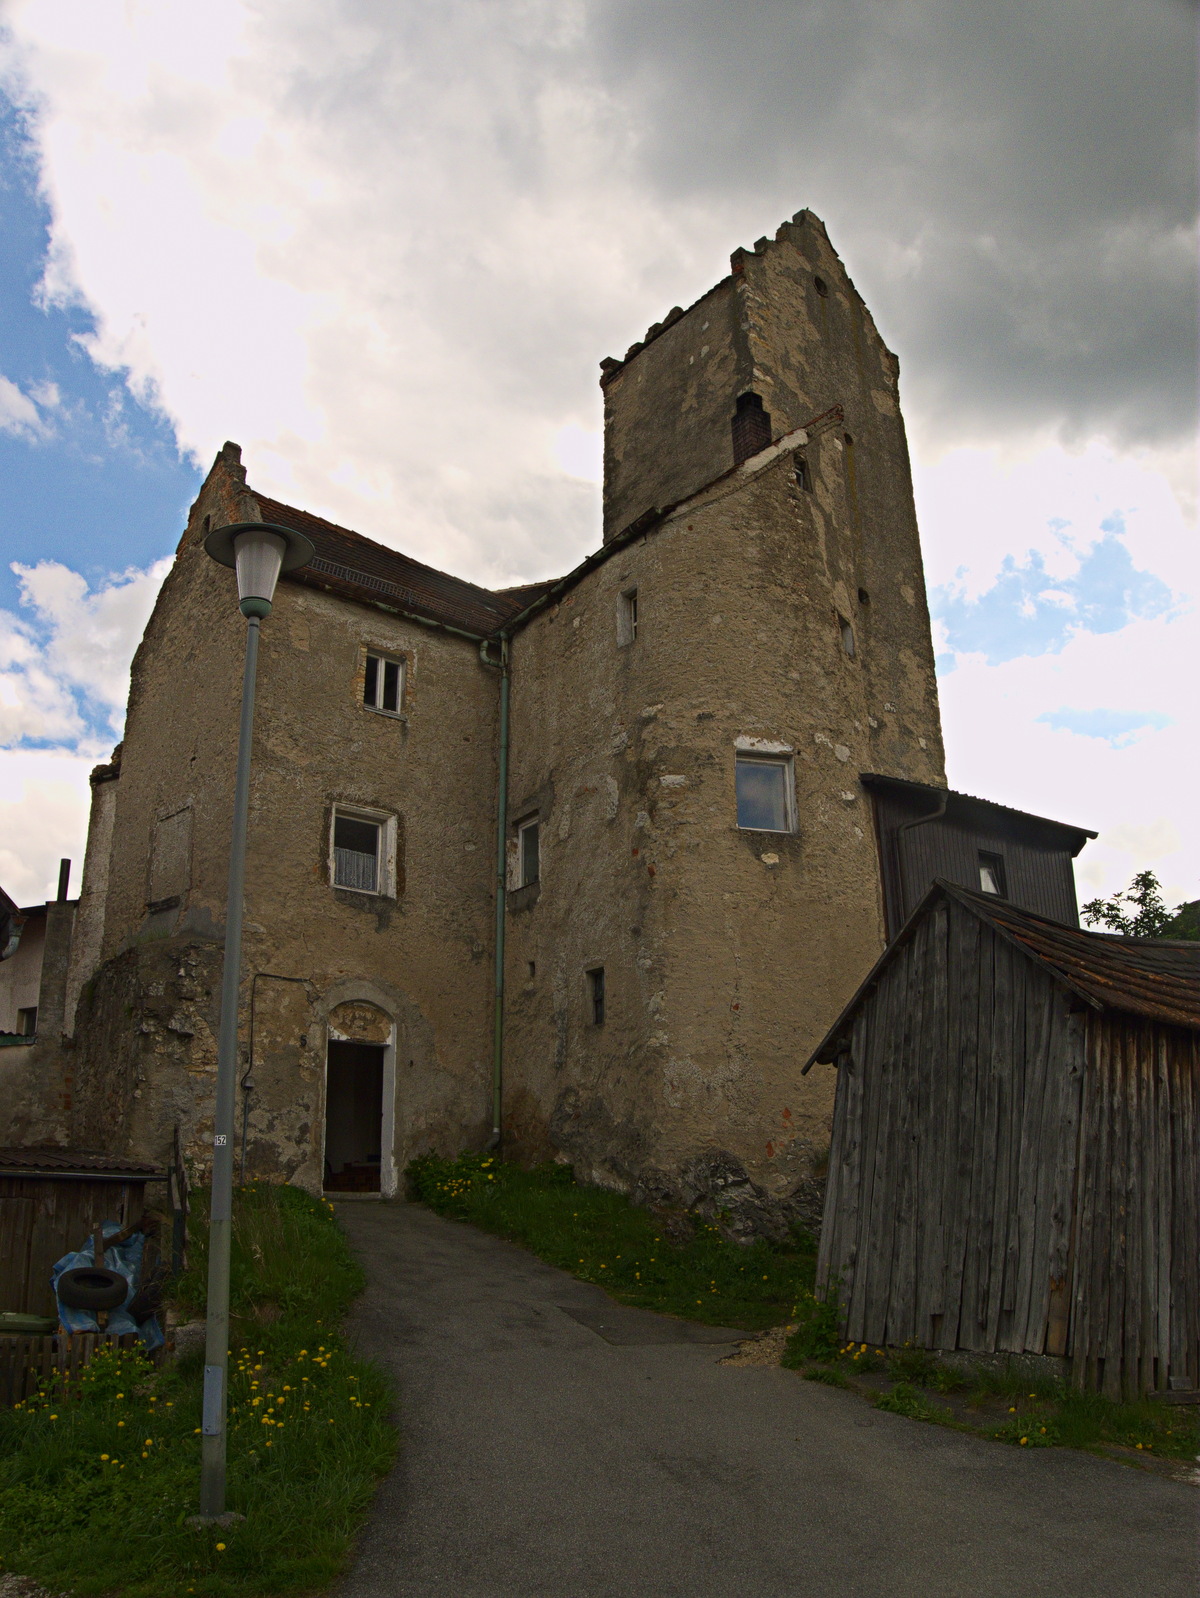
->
[324,1040,384,1193]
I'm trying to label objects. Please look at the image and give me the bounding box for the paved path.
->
[333,1200,1196,1598]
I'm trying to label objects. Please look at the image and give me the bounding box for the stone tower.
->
[499,211,946,1203]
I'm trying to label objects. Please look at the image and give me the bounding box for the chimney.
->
[731,392,772,464]
[57,859,71,902]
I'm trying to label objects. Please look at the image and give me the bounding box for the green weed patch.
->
[408,1152,817,1331]
[0,1181,395,1597]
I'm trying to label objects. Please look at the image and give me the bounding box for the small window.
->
[979,852,1007,897]
[794,455,811,492]
[735,755,794,833]
[814,276,829,297]
[857,587,870,606]
[588,967,606,1026]
[519,818,540,888]
[334,814,380,892]
[839,616,856,657]
[618,587,638,647]
[17,1006,37,1037]
[363,652,404,716]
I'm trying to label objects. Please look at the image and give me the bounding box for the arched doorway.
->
[323,1000,395,1194]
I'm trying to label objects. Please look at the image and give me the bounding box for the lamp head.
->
[204,521,315,618]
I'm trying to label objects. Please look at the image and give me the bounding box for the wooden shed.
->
[0,1149,164,1317]
[806,881,1200,1398]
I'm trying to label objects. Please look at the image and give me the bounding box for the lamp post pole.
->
[199,611,260,1516]
[199,520,312,1519]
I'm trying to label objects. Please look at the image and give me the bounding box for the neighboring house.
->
[807,880,1200,1396]
[0,870,78,1146]
[861,774,1096,939]
[0,890,46,1039]
[0,211,1094,1225]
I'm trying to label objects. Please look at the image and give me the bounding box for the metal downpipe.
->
[488,640,510,1149]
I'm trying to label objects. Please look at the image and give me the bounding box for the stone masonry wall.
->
[506,213,945,1211]
[72,453,499,1188]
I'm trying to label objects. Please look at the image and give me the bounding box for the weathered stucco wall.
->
[64,759,121,1038]
[505,380,944,1197]
[0,910,45,1033]
[72,453,499,1188]
[601,211,945,788]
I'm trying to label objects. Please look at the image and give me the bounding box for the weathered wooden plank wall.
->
[0,1176,146,1316]
[0,1331,151,1408]
[817,900,1200,1391]
[1069,1016,1200,1398]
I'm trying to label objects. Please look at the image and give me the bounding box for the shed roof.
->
[0,1148,163,1179]
[806,879,1200,1067]
[859,773,1096,856]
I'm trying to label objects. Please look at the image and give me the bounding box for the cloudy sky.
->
[0,0,1195,911]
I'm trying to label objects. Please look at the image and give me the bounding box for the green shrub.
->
[803,1365,849,1388]
[886,1344,938,1385]
[781,1280,843,1367]
[0,1181,395,1597]
[875,1383,944,1422]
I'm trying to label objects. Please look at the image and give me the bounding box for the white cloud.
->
[553,424,603,482]
[0,372,49,439]
[914,438,1195,608]
[0,749,94,904]
[939,609,1198,910]
[0,556,172,746]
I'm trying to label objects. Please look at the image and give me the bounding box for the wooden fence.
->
[0,1331,159,1409]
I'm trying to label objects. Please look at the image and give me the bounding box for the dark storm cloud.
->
[585,0,1198,448]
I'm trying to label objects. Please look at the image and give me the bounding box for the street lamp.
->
[198,520,313,1518]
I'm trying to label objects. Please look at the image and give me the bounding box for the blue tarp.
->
[51,1220,164,1351]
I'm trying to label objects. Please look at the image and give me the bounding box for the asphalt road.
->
[333,1200,1197,1598]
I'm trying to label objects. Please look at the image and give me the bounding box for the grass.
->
[407,1151,818,1331]
[792,1333,1200,1462]
[0,1181,396,1597]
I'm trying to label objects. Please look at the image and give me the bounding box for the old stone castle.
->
[1,211,1092,1222]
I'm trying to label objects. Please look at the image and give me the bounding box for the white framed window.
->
[617,587,638,647]
[331,805,397,896]
[978,852,1007,897]
[363,651,405,716]
[517,816,540,887]
[735,754,796,833]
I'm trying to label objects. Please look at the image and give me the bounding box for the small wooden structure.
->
[806,881,1200,1397]
[0,1148,164,1317]
[861,774,1095,938]
[0,1331,153,1409]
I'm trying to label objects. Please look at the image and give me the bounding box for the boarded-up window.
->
[149,808,192,907]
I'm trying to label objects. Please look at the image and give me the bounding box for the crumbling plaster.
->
[69,457,498,1185]
[504,387,943,1195]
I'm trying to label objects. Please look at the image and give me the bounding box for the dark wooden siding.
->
[819,898,1085,1356]
[872,788,1080,937]
[818,897,1200,1391]
[0,1176,146,1316]
[1070,1015,1200,1398]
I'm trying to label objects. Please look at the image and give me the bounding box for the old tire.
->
[57,1266,128,1312]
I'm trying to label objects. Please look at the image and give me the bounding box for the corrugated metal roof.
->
[806,879,1200,1067]
[0,1148,162,1178]
[254,493,539,638]
[859,773,1097,853]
